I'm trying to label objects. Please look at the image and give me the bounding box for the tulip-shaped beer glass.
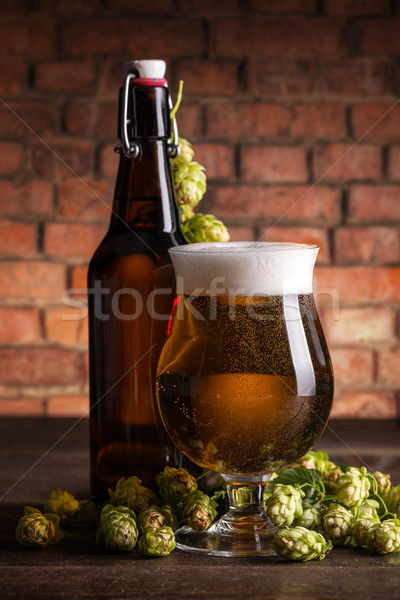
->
[156,242,334,556]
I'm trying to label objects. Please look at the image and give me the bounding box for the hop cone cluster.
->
[108,476,158,513]
[15,507,63,548]
[322,504,354,545]
[366,519,400,554]
[182,213,230,244]
[273,526,332,562]
[265,484,303,527]
[336,467,371,507]
[180,490,218,532]
[156,467,197,506]
[138,526,176,557]
[97,505,138,552]
[43,489,80,520]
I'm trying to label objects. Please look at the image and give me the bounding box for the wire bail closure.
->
[119,73,180,160]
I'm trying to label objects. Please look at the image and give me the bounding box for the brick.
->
[47,395,89,417]
[324,0,391,14]
[210,17,344,57]
[0,59,28,94]
[206,103,346,139]
[0,20,57,56]
[0,308,41,344]
[45,307,88,345]
[329,347,373,387]
[0,222,36,257]
[0,398,44,417]
[349,185,400,222]
[313,143,381,181]
[193,144,235,179]
[334,227,400,264]
[320,58,392,97]
[206,185,341,223]
[35,60,97,94]
[174,60,238,96]
[105,0,173,12]
[0,262,66,300]
[57,179,113,220]
[100,143,119,179]
[323,307,395,345]
[379,347,400,386]
[45,223,105,258]
[64,101,117,137]
[36,0,101,15]
[62,18,204,58]
[314,266,400,302]
[178,0,241,14]
[360,19,400,55]
[261,226,329,263]
[70,265,88,290]
[388,146,400,180]
[0,181,53,217]
[0,142,24,175]
[331,392,396,419]
[0,347,85,385]
[226,227,256,241]
[177,104,203,140]
[241,146,308,183]
[0,101,58,137]
[98,59,125,97]
[31,141,94,179]
[248,58,318,96]
[352,104,400,139]
[251,0,316,12]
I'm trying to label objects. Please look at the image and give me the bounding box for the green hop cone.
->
[179,204,195,224]
[156,467,197,506]
[138,526,176,557]
[15,507,63,548]
[385,484,400,517]
[322,503,354,545]
[352,498,380,518]
[175,137,195,163]
[265,484,304,527]
[43,489,80,519]
[180,490,218,532]
[160,505,179,531]
[231,487,252,508]
[138,507,166,535]
[367,519,400,554]
[294,503,322,531]
[97,506,138,552]
[273,526,332,562]
[172,161,206,207]
[182,213,230,244]
[372,471,391,495]
[336,467,371,507]
[353,514,380,547]
[108,476,158,513]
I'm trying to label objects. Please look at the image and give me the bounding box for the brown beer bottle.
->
[88,60,187,499]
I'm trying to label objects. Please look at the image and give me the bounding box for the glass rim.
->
[169,241,319,254]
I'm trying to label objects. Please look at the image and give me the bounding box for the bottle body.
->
[88,72,187,499]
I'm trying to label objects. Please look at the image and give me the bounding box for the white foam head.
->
[169,242,318,296]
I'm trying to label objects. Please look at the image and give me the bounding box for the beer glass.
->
[156,242,334,555]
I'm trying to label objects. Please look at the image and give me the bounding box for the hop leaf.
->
[108,476,158,512]
[180,490,218,532]
[336,467,371,507]
[43,489,80,519]
[156,467,197,506]
[138,526,176,557]
[172,161,206,207]
[182,213,230,244]
[273,526,332,562]
[367,519,400,554]
[322,503,354,545]
[16,507,63,548]
[265,484,304,527]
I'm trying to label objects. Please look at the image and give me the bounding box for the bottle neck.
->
[110,140,180,233]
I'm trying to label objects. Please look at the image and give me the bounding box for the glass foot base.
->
[175,517,279,557]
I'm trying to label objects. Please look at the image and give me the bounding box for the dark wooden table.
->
[1,418,399,600]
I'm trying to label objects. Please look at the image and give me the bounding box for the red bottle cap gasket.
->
[131,77,168,87]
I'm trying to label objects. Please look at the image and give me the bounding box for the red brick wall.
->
[0,0,399,418]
